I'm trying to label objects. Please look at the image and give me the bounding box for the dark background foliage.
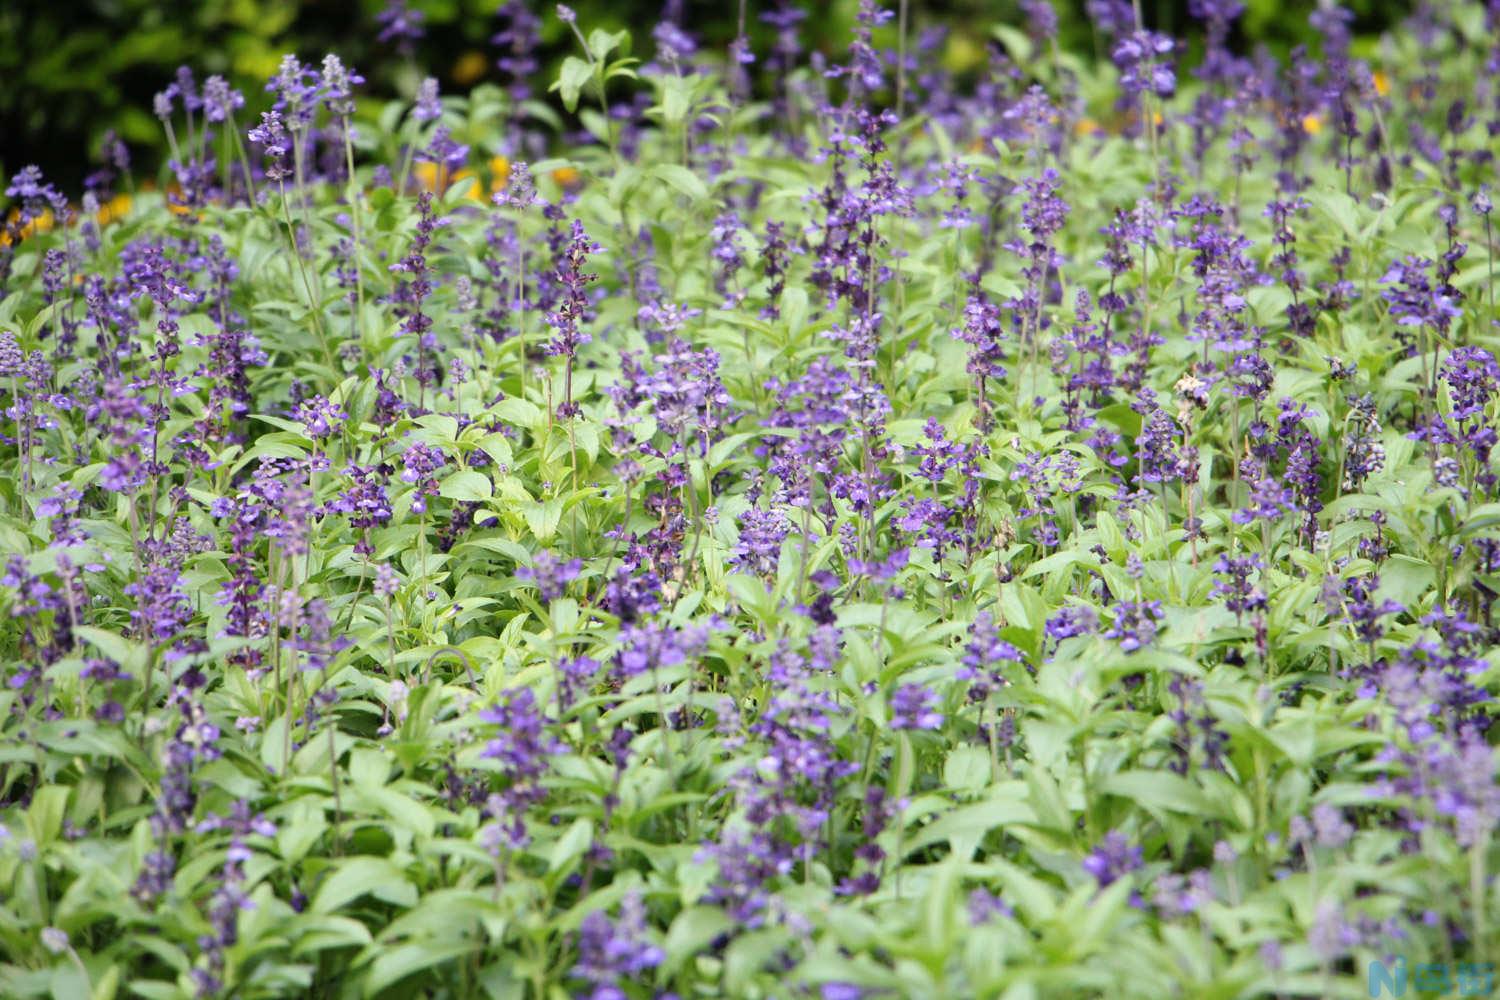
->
[3,0,1406,190]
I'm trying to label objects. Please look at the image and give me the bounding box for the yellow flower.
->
[166,185,195,216]
[450,168,484,201]
[552,166,581,190]
[98,193,132,226]
[490,155,512,195]
[1372,70,1390,97]
[414,161,441,193]
[1075,117,1100,136]
[4,207,58,243]
[1302,113,1323,135]
[452,50,488,87]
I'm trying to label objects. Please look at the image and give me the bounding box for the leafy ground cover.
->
[2,2,1500,997]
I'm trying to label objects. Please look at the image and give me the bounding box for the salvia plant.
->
[2,1,1500,998]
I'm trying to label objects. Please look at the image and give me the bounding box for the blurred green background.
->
[2,0,1407,192]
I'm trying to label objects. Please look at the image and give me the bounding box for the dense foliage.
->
[2,2,1499,998]
[1,0,1406,188]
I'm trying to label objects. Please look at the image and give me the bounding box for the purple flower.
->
[1212,554,1267,620]
[889,683,943,730]
[1105,599,1164,653]
[967,888,1014,925]
[1046,605,1099,642]
[1112,31,1177,97]
[400,441,447,514]
[614,619,712,680]
[731,507,790,576]
[1382,256,1462,334]
[545,220,601,362]
[413,77,443,123]
[377,0,426,54]
[958,611,1025,701]
[517,550,583,601]
[247,111,291,182]
[493,1,542,101]
[294,395,347,439]
[1083,830,1143,886]
[573,892,664,995]
[202,76,245,124]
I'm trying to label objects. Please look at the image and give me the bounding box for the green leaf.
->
[552,56,593,114]
[664,906,734,972]
[49,963,90,1000]
[943,745,991,792]
[439,470,493,502]
[660,76,692,125]
[522,498,565,543]
[587,28,628,62]
[651,163,708,201]
[312,857,417,914]
[548,818,593,874]
[361,941,480,997]
[1098,770,1215,817]
[492,396,542,430]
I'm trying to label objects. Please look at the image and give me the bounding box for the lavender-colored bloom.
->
[265,55,321,130]
[1381,256,1462,334]
[419,125,469,170]
[653,21,699,65]
[400,441,446,514]
[1310,803,1353,848]
[377,0,425,54]
[573,892,665,996]
[1046,605,1099,642]
[517,550,583,601]
[493,0,543,101]
[731,507,790,575]
[889,683,943,730]
[614,619,712,681]
[545,220,601,362]
[1152,870,1215,916]
[1083,830,1143,886]
[40,927,70,954]
[967,888,1014,925]
[247,111,291,182]
[1113,31,1177,97]
[414,77,443,123]
[1020,0,1058,41]
[1212,554,1267,620]
[1086,0,1134,37]
[958,611,1025,702]
[202,77,245,124]
[1106,599,1163,653]
[294,395,347,439]
[319,54,364,118]
[479,687,556,771]
[1443,347,1500,422]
